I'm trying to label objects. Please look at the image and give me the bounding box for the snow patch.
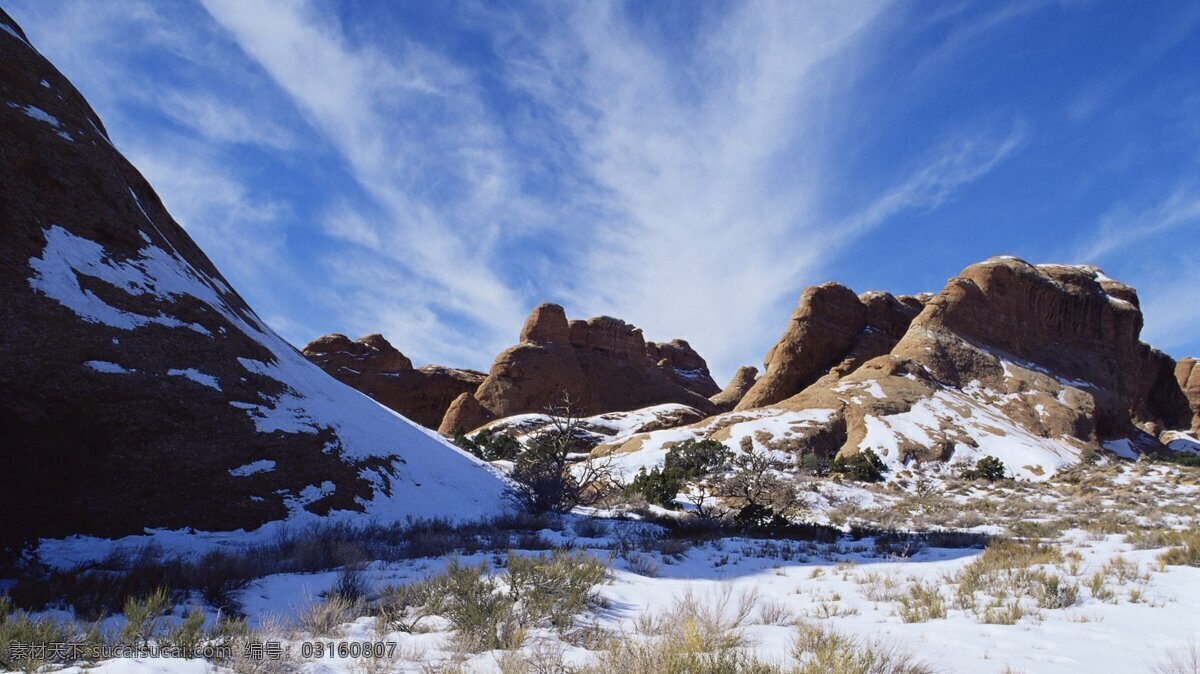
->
[0,22,30,46]
[857,387,1082,480]
[85,360,131,374]
[1102,438,1138,460]
[1162,431,1200,455]
[228,460,276,477]
[167,368,221,391]
[28,225,224,333]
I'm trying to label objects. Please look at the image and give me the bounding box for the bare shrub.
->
[296,594,358,637]
[506,550,610,632]
[792,621,934,674]
[1157,531,1200,567]
[333,563,368,602]
[756,597,796,626]
[573,518,610,539]
[896,581,946,623]
[508,394,617,514]
[624,552,661,578]
[375,577,444,634]
[1153,639,1200,674]
[580,587,768,673]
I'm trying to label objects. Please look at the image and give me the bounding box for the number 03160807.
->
[300,641,398,658]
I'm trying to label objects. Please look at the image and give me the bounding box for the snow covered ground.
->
[33,526,1200,674]
[8,463,1198,674]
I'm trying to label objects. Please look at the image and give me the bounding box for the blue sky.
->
[8,0,1199,381]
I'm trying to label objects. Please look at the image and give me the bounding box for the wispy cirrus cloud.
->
[478,1,1028,377]
[11,0,1036,377]
[1073,185,1200,356]
[1140,267,1200,352]
[1078,187,1200,263]
[200,0,543,361]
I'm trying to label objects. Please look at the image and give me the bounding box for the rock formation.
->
[710,366,759,412]
[302,333,484,429]
[734,284,922,410]
[438,304,717,433]
[597,258,1195,479]
[1177,358,1200,433]
[0,10,505,546]
[646,339,721,397]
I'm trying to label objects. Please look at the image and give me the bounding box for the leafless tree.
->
[506,392,616,513]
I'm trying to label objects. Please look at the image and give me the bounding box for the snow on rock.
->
[8,102,72,140]
[228,459,276,477]
[27,222,505,507]
[856,387,1081,480]
[476,403,707,450]
[167,368,220,391]
[1162,431,1200,455]
[594,407,838,480]
[28,225,211,333]
[85,360,132,374]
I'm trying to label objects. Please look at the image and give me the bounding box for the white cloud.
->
[489,2,1026,379]
[157,89,295,150]
[1079,187,1200,263]
[1140,268,1200,355]
[201,0,531,357]
[13,0,1030,378]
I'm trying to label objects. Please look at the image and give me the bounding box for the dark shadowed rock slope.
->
[0,10,505,547]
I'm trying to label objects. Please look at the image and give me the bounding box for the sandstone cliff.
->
[438,304,717,433]
[710,366,759,412]
[596,258,1195,480]
[734,285,922,410]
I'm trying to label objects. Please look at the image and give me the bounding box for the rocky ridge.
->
[438,303,718,434]
[301,333,484,429]
[735,285,924,410]
[710,366,759,412]
[596,257,1198,480]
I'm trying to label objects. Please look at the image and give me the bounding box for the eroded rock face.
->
[646,339,721,397]
[735,284,920,410]
[301,334,484,429]
[519,303,570,344]
[0,11,505,545]
[598,258,1193,480]
[893,259,1164,437]
[438,305,717,433]
[710,366,759,412]
[1177,358,1200,433]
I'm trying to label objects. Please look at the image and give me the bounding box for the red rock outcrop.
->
[710,366,759,412]
[1177,358,1200,433]
[646,339,720,397]
[602,258,1194,478]
[735,284,920,410]
[438,304,717,433]
[302,333,484,429]
[891,259,1179,437]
